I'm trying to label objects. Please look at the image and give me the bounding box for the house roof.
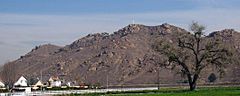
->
[0,81,5,87]
[14,76,28,87]
[18,76,27,81]
[34,80,43,86]
[49,76,60,82]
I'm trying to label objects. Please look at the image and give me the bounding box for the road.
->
[0,87,158,96]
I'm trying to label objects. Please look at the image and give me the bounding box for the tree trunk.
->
[189,82,196,91]
[188,74,199,91]
[187,74,197,91]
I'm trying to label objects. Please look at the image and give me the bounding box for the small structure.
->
[48,76,61,87]
[0,80,5,88]
[13,76,31,93]
[14,76,28,87]
[32,80,44,90]
[66,82,74,87]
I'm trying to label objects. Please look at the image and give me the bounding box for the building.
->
[32,80,44,90]
[48,76,61,87]
[12,76,31,93]
[14,76,28,87]
[0,80,5,88]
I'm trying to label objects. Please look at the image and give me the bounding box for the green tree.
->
[154,22,233,91]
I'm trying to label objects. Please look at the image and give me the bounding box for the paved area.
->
[0,87,158,96]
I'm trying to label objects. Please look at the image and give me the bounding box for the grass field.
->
[58,87,240,96]
[108,87,240,96]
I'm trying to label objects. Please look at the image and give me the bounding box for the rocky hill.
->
[1,24,240,86]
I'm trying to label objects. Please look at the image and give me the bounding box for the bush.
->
[0,89,8,93]
[208,73,217,83]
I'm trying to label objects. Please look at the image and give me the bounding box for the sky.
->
[0,0,240,65]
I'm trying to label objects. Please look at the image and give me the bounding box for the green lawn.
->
[59,87,240,96]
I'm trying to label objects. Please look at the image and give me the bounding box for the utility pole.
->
[107,73,109,91]
[157,66,160,90]
[105,67,109,92]
[41,70,43,92]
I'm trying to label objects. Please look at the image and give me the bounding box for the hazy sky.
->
[0,0,240,64]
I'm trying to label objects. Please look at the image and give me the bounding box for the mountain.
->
[1,24,240,86]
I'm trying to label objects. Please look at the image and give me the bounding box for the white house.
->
[12,76,31,93]
[49,76,61,87]
[14,76,28,87]
[52,81,61,87]
[32,80,44,90]
[34,80,43,86]
[0,80,5,87]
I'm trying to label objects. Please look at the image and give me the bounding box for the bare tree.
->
[153,22,233,91]
[1,62,17,89]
